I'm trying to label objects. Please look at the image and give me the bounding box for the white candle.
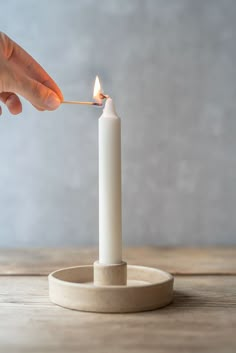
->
[99,98,122,264]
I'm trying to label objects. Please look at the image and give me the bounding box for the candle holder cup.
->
[93,261,127,286]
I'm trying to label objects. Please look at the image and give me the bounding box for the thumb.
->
[12,73,61,110]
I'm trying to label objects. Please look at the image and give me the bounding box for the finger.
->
[0,92,22,115]
[5,34,63,101]
[0,92,45,113]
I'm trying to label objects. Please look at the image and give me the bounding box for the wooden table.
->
[0,247,236,353]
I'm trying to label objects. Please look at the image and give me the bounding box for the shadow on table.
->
[137,289,225,316]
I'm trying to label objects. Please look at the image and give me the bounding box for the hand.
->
[0,32,63,115]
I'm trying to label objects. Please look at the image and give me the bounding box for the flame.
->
[93,76,103,104]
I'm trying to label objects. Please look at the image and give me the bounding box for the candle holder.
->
[48,260,173,313]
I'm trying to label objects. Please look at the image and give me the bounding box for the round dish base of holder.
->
[48,265,174,313]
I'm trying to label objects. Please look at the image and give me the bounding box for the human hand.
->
[0,32,63,115]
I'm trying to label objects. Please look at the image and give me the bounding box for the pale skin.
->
[0,32,63,115]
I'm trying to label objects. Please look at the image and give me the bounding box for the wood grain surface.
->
[0,248,236,353]
[1,247,236,275]
[0,275,235,353]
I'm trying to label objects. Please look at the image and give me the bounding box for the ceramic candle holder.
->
[48,261,174,313]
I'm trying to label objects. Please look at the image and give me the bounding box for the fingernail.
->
[45,93,61,110]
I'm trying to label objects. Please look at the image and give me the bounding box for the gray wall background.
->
[0,0,236,247]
